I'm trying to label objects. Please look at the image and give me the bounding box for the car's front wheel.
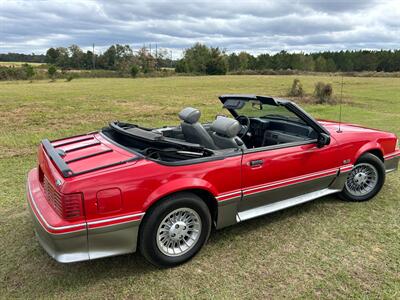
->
[339,153,385,202]
[139,192,211,267]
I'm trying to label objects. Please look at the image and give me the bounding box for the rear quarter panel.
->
[77,155,242,221]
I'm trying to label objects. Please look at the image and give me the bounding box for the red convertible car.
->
[27,95,399,267]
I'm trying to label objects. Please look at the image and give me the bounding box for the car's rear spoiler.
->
[41,138,139,178]
[41,139,73,177]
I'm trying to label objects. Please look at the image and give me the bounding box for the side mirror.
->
[317,133,330,148]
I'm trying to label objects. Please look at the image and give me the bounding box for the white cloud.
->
[0,0,398,56]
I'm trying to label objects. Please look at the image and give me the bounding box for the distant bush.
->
[22,63,35,81]
[288,78,304,97]
[130,65,139,78]
[48,65,57,80]
[314,82,333,104]
[0,66,26,80]
[65,73,78,81]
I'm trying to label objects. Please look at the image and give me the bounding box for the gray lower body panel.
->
[27,200,89,263]
[237,188,340,222]
[27,183,143,263]
[238,175,337,212]
[385,156,399,173]
[219,168,352,225]
[216,196,241,229]
[88,220,141,260]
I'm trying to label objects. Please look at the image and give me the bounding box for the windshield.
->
[227,100,306,124]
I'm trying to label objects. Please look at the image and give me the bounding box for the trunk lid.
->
[40,132,139,179]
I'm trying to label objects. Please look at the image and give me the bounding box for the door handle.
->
[249,159,264,167]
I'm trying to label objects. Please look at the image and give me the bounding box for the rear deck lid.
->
[41,133,140,178]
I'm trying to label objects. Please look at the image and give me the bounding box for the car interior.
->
[155,105,318,150]
[102,101,319,162]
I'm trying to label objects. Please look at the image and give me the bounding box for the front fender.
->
[143,178,218,210]
[354,141,383,162]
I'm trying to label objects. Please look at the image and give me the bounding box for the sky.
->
[1,0,399,58]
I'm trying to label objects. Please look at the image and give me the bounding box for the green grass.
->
[0,75,399,299]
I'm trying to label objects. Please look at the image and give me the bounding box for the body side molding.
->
[237,188,341,222]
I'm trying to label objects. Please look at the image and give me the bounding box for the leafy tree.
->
[22,63,35,81]
[130,65,139,77]
[315,56,327,72]
[55,47,69,69]
[325,58,336,72]
[257,53,271,70]
[45,48,59,64]
[68,45,84,69]
[272,50,292,69]
[48,65,57,80]
[102,45,117,69]
[184,43,211,73]
[206,47,227,75]
[228,53,240,71]
[137,47,155,73]
[175,59,188,73]
[238,52,250,70]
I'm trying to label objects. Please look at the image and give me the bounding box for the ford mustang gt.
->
[26,94,399,267]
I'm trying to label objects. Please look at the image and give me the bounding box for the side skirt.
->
[216,165,352,228]
[235,165,352,222]
[236,188,340,222]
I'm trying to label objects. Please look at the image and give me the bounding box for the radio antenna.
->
[337,75,344,133]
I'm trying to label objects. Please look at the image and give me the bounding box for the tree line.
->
[0,53,46,63]
[176,43,400,74]
[1,43,399,75]
[44,44,174,73]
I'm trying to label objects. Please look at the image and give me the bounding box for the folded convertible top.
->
[109,121,204,149]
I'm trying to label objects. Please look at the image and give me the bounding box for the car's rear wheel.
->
[339,153,385,202]
[139,192,211,267]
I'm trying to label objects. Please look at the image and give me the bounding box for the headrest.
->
[179,107,201,124]
[211,116,241,138]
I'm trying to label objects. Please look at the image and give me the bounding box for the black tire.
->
[338,153,385,202]
[139,192,211,267]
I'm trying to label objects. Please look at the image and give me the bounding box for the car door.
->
[238,139,340,221]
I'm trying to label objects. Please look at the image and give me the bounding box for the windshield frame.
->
[219,94,330,136]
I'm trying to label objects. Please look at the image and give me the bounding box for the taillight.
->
[61,193,84,220]
[41,176,84,221]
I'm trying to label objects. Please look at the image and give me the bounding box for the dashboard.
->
[247,117,318,147]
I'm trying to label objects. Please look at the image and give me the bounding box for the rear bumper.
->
[384,151,400,173]
[27,168,144,263]
[27,169,89,263]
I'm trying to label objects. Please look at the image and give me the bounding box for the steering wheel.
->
[235,115,250,138]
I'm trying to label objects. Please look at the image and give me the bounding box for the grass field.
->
[0,61,43,67]
[0,75,399,299]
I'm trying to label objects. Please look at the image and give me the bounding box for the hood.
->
[318,120,387,137]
